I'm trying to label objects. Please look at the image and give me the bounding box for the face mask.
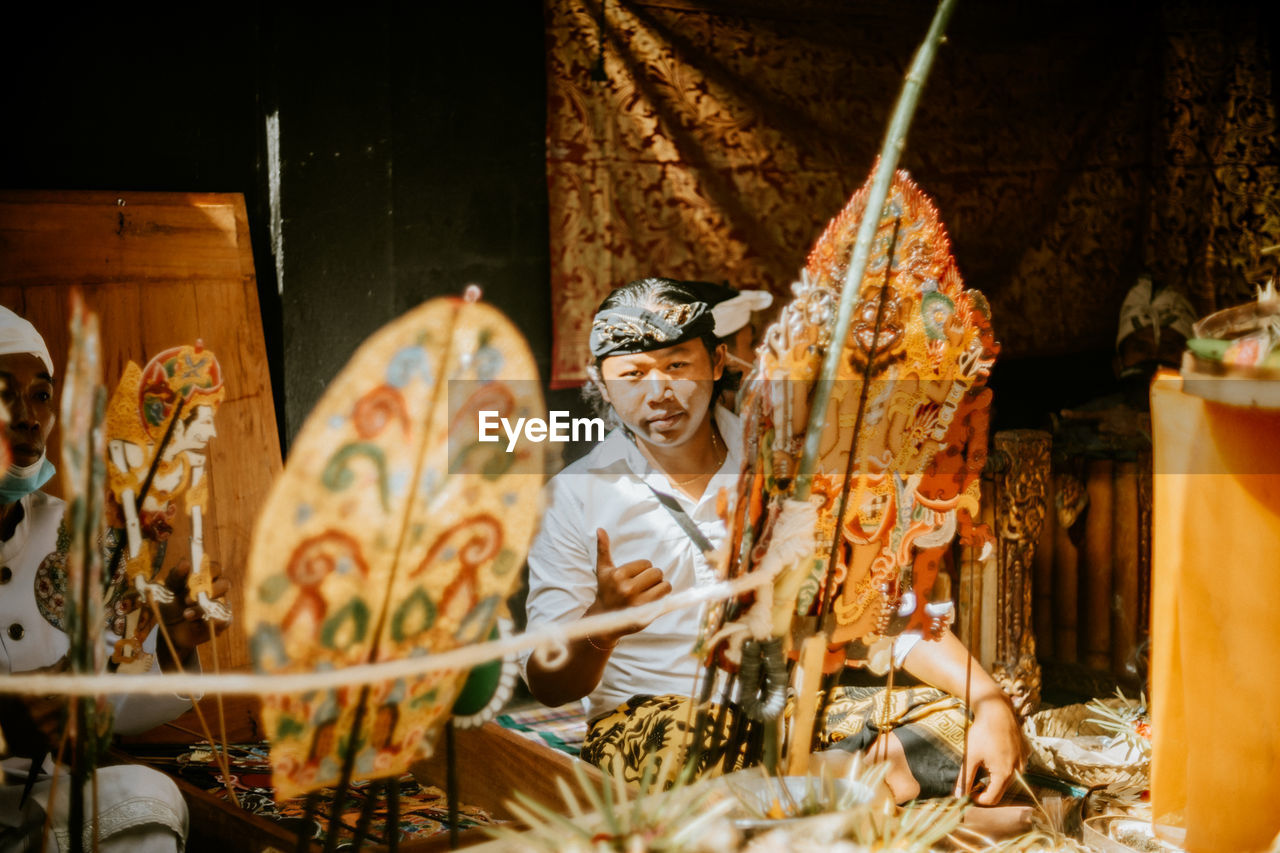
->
[0,454,56,504]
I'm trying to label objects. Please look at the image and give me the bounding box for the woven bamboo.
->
[1023,699,1149,791]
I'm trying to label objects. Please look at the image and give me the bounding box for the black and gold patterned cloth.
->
[582,686,966,798]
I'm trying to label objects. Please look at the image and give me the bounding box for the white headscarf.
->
[711,289,774,338]
[0,306,55,377]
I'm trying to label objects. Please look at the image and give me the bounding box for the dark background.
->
[1,3,1272,451]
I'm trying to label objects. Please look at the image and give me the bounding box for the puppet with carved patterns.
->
[105,342,229,673]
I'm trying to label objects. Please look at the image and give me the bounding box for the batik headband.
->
[589,301,715,359]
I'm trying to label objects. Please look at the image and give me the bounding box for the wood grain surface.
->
[0,190,283,680]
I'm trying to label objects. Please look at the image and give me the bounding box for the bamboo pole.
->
[792,0,958,501]
[780,0,959,773]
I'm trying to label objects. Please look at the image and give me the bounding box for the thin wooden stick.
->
[958,538,976,798]
[69,693,86,853]
[349,777,383,851]
[294,791,320,853]
[793,0,959,500]
[208,631,235,793]
[90,769,100,853]
[446,720,460,849]
[322,685,371,853]
[150,601,240,807]
[39,721,72,853]
[386,776,401,852]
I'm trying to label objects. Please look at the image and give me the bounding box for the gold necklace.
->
[667,429,725,488]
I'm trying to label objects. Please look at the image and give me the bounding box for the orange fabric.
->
[1150,371,1280,852]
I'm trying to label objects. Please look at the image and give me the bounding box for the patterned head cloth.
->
[589,297,715,359]
[1117,275,1197,350]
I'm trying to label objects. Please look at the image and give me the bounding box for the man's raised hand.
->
[593,528,672,637]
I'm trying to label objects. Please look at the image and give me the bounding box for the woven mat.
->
[121,741,498,844]
[496,702,589,757]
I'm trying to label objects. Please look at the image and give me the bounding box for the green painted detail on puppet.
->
[277,715,307,739]
[390,587,437,643]
[449,440,514,480]
[258,573,291,605]
[760,428,776,489]
[922,291,955,341]
[490,548,518,577]
[452,625,502,715]
[321,442,390,511]
[473,328,505,380]
[321,597,371,650]
[409,688,440,710]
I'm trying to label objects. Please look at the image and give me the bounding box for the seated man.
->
[522,278,1021,805]
[0,306,228,852]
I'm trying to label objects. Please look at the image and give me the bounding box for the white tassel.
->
[744,497,820,641]
[705,497,820,662]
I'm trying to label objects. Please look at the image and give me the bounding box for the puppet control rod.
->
[792,0,958,502]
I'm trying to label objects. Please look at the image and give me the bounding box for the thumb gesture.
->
[592,528,671,634]
[595,528,614,574]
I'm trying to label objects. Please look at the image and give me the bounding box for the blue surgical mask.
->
[0,453,56,504]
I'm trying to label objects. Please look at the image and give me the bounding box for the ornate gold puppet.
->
[702,170,997,741]
[105,342,226,672]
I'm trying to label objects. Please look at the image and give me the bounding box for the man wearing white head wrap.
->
[0,308,190,852]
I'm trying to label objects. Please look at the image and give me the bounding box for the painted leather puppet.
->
[105,343,226,672]
[247,293,544,801]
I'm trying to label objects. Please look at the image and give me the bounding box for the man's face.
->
[172,405,218,457]
[0,353,56,469]
[598,340,724,449]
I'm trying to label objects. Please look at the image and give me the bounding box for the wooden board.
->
[411,721,605,822]
[0,190,282,679]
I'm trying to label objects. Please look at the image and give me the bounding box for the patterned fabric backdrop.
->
[545,0,1278,387]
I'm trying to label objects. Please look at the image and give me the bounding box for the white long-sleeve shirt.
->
[521,407,742,722]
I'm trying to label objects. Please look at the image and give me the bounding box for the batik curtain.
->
[546,0,1278,387]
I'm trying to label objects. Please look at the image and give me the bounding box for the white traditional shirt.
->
[522,407,742,722]
[0,490,192,849]
[0,490,195,735]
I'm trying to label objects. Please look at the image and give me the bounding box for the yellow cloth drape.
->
[1150,371,1280,852]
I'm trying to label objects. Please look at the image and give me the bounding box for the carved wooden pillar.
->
[988,429,1051,718]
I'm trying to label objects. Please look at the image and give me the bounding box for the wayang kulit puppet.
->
[104,342,227,672]
[246,289,544,841]
[699,169,998,767]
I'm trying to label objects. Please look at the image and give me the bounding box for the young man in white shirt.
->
[522,279,1021,805]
